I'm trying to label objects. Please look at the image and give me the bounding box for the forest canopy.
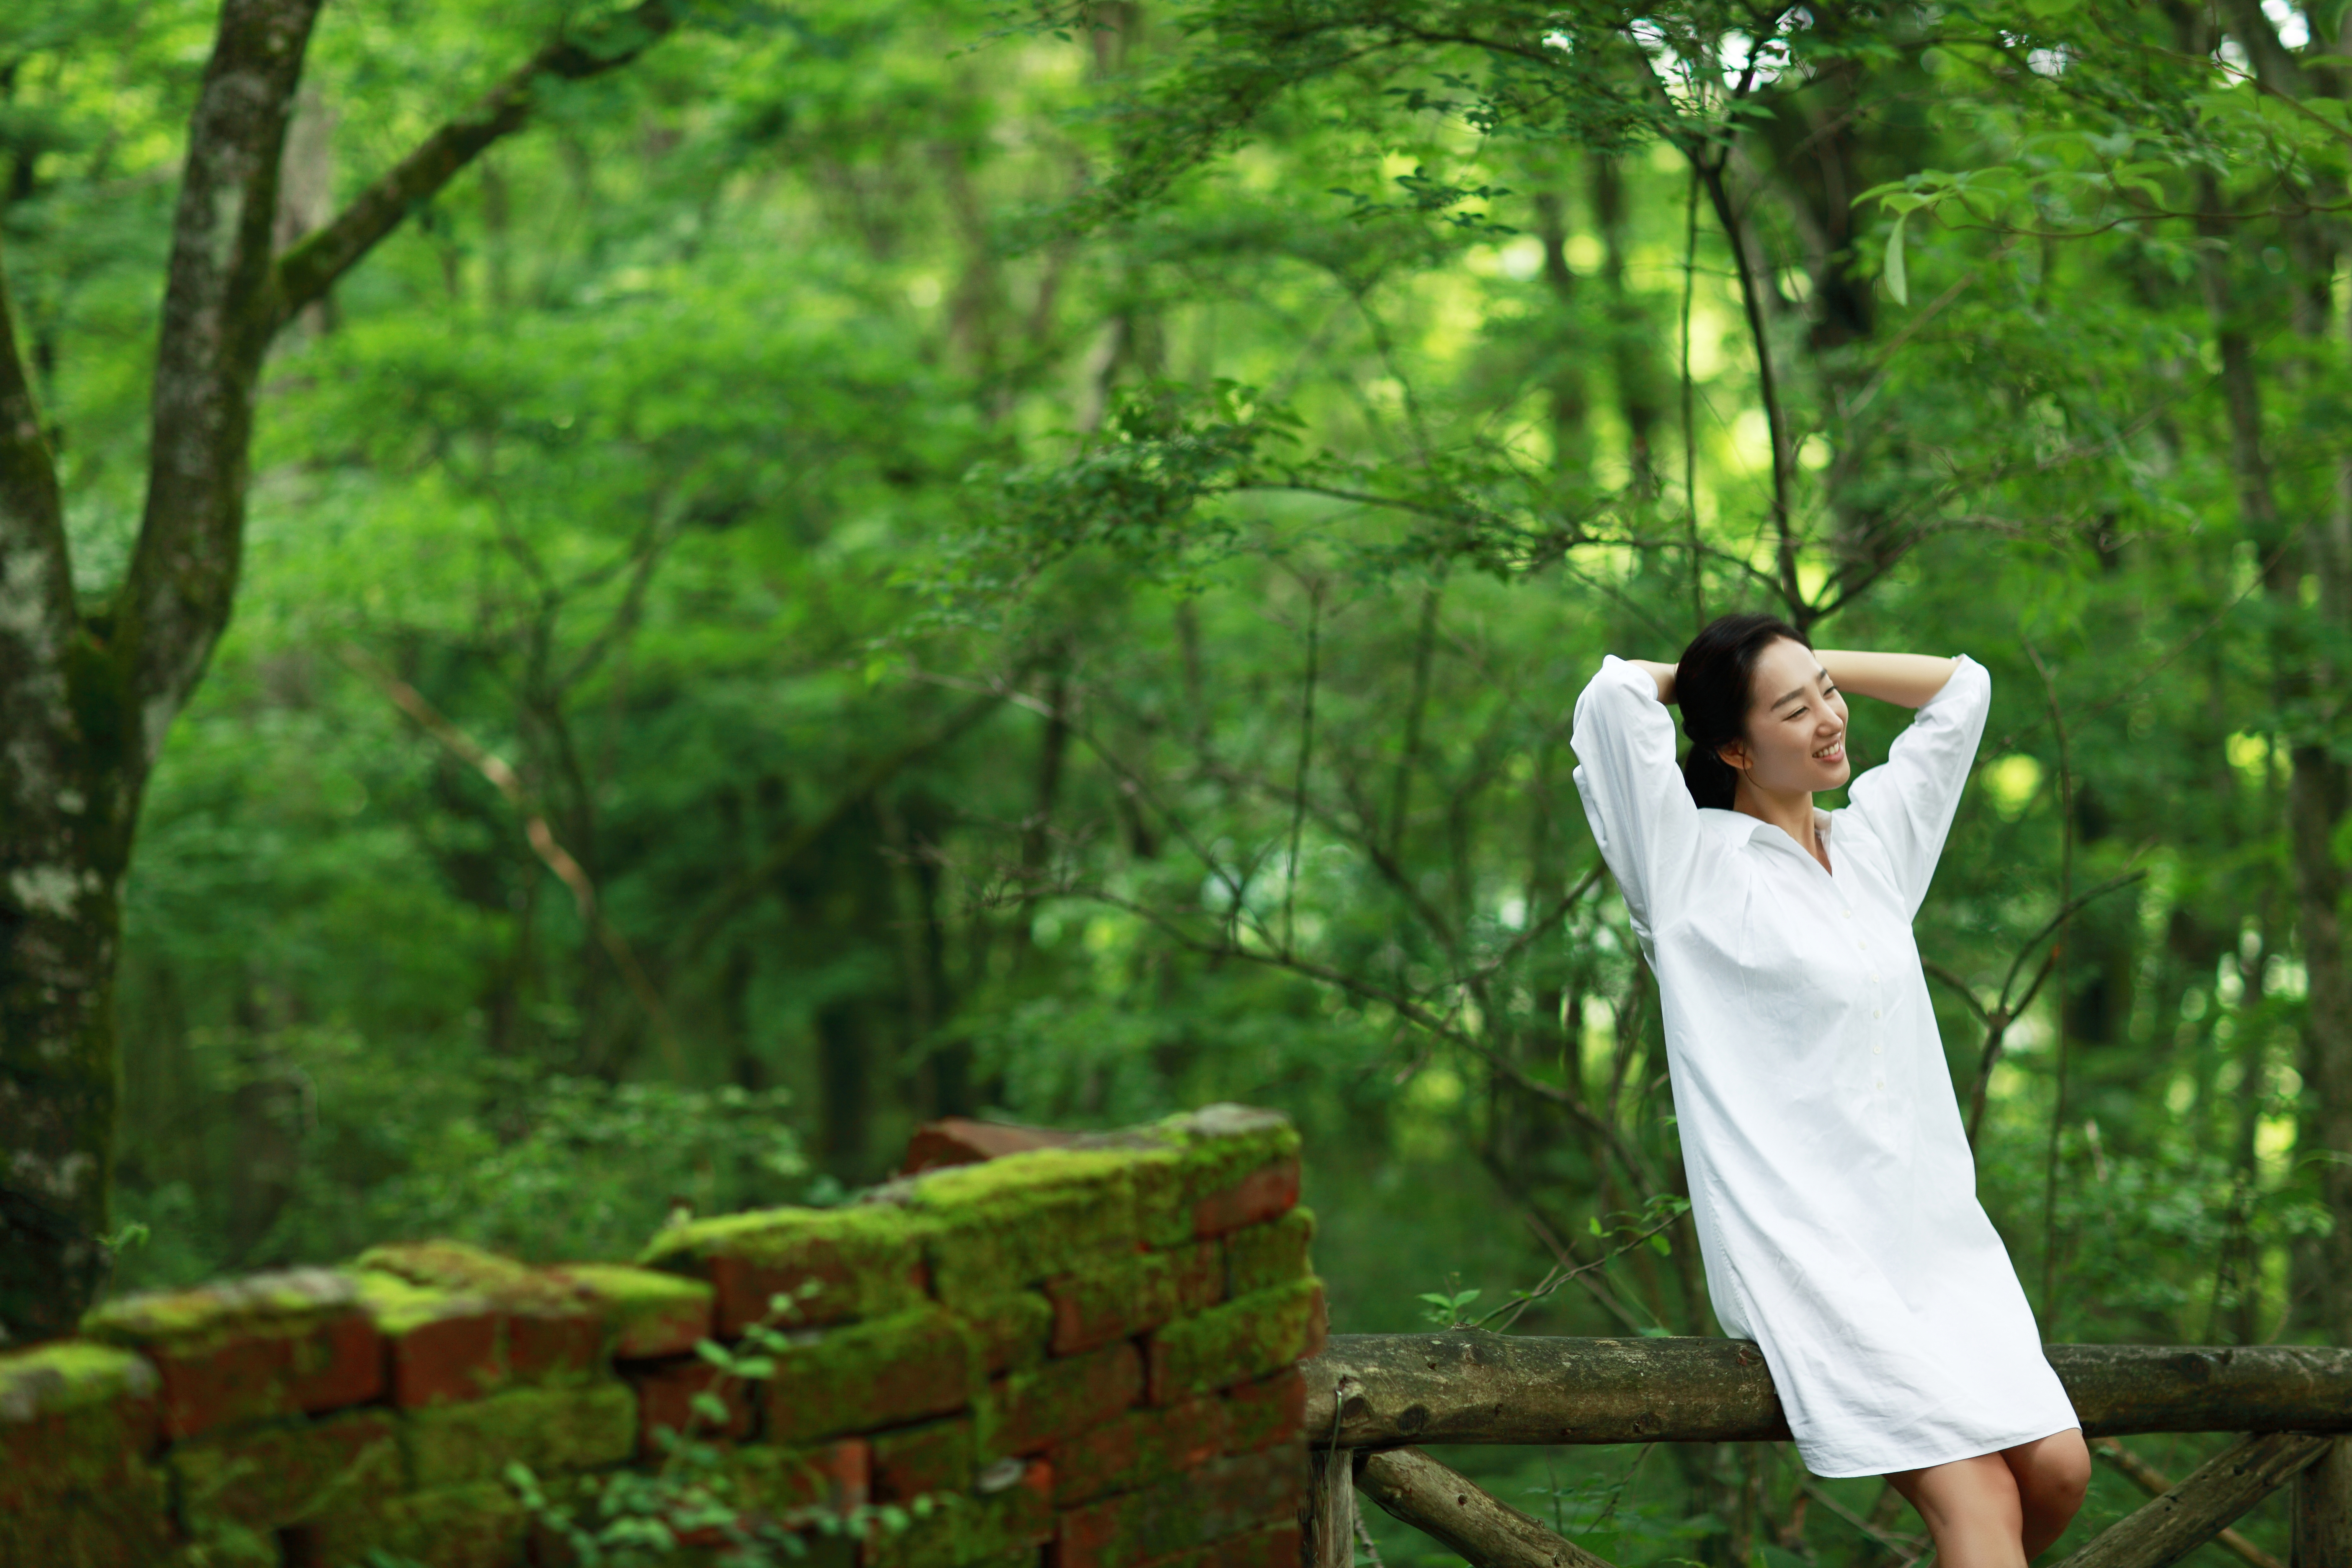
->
[4,0,2351,1559]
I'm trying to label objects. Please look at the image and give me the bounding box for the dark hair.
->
[1675,612,1810,810]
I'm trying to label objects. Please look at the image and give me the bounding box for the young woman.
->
[1570,612,2090,1568]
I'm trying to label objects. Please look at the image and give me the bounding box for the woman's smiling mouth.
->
[1813,739,1847,761]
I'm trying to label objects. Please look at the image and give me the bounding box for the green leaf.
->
[1885,210,1910,307]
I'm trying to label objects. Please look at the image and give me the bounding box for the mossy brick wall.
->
[0,1104,1324,1568]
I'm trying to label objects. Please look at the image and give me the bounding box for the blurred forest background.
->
[6,0,2352,1560]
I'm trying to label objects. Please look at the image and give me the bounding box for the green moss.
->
[954,1292,1053,1374]
[869,1414,977,1500]
[311,1479,530,1568]
[640,1202,937,1269]
[1222,1207,1316,1298]
[1147,1277,1321,1402]
[639,1204,938,1325]
[405,1382,637,1489]
[1153,1106,1299,1243]
[550,1262,714,1357]
[728,1439,867,1517]
[171,1409,405,1530]
[858,1462,1052,1568]
[0,1340,156,1423]
[0,1458,173,1565]
[80,1266,359,1348]
[903,1150,1145,1302]
[554,1261,707,1315]
[1039,1248,1220,1356]
[987,1342,1142,1455]
[768,1308,982,1444]
[354,1270,492,1337]
[357,1238,580,1311]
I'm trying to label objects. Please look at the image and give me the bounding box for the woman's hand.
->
[1627,658,1679,704]
[1813,650,1959,710]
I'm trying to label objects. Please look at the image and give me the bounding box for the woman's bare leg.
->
[1887,1452,2027,1568]
[2001,1429,2091,1558]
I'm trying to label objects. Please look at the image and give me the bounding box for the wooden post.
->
[2055,1431,2331,1568]
[1300,1443,1357,1568]
[2294,1436,2352,1568]
[1303,1334,2352,1447]
[2093,1438,2282,1568]
[1354,1446,1616,1568]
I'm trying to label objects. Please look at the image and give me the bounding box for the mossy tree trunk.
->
[0,0,681,1345]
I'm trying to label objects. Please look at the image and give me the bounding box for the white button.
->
[1857,939,1867,949]
[1872,1043,1883,1055]
[1872,1009,1882,1019]
[1842,909,1853,919]
[1875,1078,1885,1090]
[1870,972,1880,983]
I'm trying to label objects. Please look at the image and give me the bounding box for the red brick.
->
[766,1309,982,1444]
[1042,1253,1176,1355]
[1178,1522,1302,1568]
[81,1272,384,1438]
[1222,1367,1306,1453]
[0,1462,173,1565]
[1054,1448,1304,1568]
[990,1341,1143,1456]
[731,1436,871,1519]
[1192,1157,1300,1238]
[0,1394,160,1512]
[1220,1210,1313,1300]
[543,1263,714,1360]
[962,1291,1055,1374]
[709,1248,930,1337]
[1144,1280,1321,1405]
[861,1456,1052,1568]
[308,1478,528,1568]
[1050,1396,1228,1505]
[140,1310,382,1440]
[871,1415,976,1501]
[1169,1240,1223,1312]
[633,1358,753,1449]
[382,1306,503,1408]
[170,1409,403,1530]
[291,1311,385,1413]
[507,1306,605,1382]
[901,1117,1079,1174]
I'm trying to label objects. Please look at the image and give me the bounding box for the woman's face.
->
[1718,637,1850,796]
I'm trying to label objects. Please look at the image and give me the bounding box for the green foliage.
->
[8,0,2349,1558]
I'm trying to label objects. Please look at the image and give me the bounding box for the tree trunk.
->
[0,0,679,1341]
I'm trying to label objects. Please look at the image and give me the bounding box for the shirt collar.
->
[1699,805,1835,857]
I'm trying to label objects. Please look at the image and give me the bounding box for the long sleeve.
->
[1841,655,1991,918]
[1570,655,1710,954]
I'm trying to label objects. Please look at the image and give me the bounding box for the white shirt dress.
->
[1569,653,2078,1478]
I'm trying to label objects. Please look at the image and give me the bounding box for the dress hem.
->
[1801,1418,2083,1480]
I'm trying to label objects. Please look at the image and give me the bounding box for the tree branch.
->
[0,226,71,681]
[340,642,683,1073]
[123,0,327,754]
[273,0,682,327]
[1696,153,1801,622]
[668,689,1011,965]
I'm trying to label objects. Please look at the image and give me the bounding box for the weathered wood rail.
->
[1297,1334,2352,1568]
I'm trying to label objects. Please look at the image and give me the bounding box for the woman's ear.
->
[1716,739,1749,774]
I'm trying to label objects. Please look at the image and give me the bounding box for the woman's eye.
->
[1787,706,1808,720]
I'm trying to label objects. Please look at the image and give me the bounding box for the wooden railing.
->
[1297,1334,2352,1567]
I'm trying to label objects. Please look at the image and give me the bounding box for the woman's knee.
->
[2013,1431,2092,1516]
